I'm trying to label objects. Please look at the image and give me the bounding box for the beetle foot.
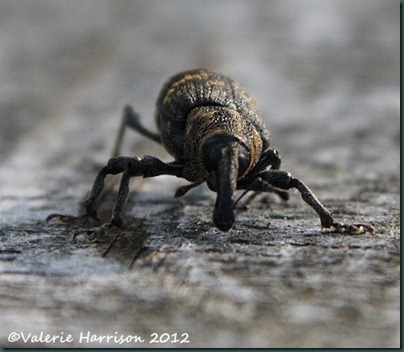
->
[81,223,113,242]
[320,212,334,229]
[46,213,89,225]
[81,218,126,242]
[110,216,126,229]
[331,222,375,235]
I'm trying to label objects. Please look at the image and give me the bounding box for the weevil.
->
[47,69,373,237]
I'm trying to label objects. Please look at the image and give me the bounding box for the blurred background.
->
[0,0,399,181]
[0,0,400,347]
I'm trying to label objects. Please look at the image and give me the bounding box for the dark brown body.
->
[155,69,270,182]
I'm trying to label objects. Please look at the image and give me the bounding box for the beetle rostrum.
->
[47,69,374,237]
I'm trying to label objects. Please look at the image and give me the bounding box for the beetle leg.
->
[49,155,184,239]
[46,164,114,225]
[234,191,260,210]
[174,181,203,197]
[46,158,129,226]
[262,148,281,170]
[48,155,179,238]
[288,178,373,234]
[238,170,333,227]
[112,105,161,157]
[247,148,282,176]
[289,177,334,228]
[239,170,373,233]
[236,176,289,208]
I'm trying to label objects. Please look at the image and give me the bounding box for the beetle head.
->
[202,134,250,231]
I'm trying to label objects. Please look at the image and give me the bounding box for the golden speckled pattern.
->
[181,106,262,181]
[155,69,270,169]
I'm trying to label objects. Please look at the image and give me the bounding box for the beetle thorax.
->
[182,106,263,182]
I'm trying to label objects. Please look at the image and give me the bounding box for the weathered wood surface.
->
[0,0,399,348]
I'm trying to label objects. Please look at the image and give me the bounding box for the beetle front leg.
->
[46,158,128,226]
[48,155,184,240]
[83,156,183,240]
[281,176,373,233]
[83,156,140,221]
[241,170,374,234]
[289,177,334,228]
[257,170,334,228]
[81,169,132,241]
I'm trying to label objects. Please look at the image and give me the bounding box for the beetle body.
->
[47,69,373,237]
[152,69,282,229]
[156,69,268,183]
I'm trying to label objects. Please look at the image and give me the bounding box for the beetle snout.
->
[213,202,235,231]
[214,217,234,232]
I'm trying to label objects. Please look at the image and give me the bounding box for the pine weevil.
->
[47,69,373,238]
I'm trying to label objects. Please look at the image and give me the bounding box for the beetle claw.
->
[46,213,88,225]
[81,222,115,242]
[331,222,374,235]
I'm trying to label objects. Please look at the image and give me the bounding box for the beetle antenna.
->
[234,177,290,209]
[233,177,262,208]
